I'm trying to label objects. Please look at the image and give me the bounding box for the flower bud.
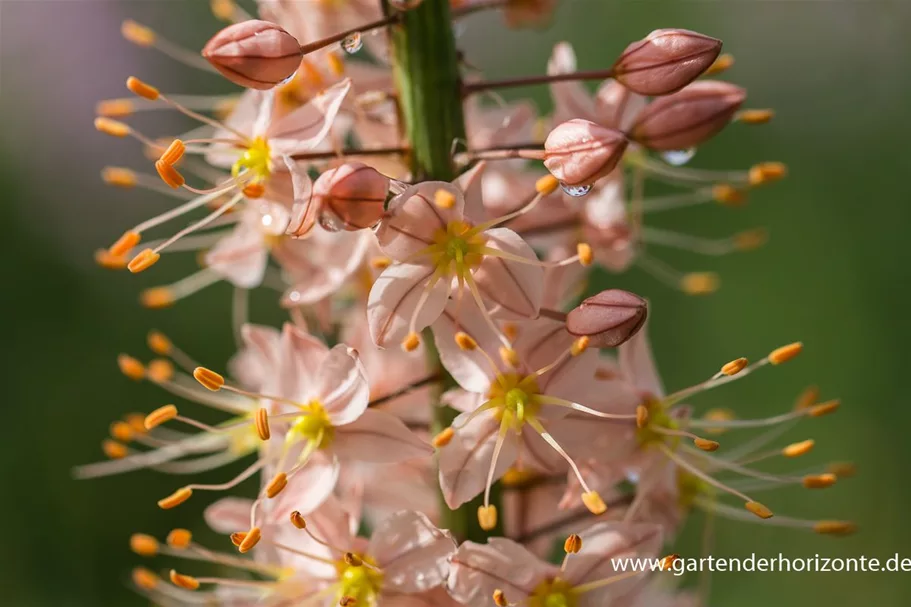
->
[202,20,303,90]
[566,289,647,348]
[312,163,390,231]
[630,81,746,151]
[613,29,722,96]
[544,119,628,186]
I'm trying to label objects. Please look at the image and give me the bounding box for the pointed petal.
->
[284,452,340,515]
[618,320,664,398]
[376,182,465,260]
[267,79,352,153]
[204,220,268,288]
[204,497,255,535]
[282,155,319,238]
[228,324,281,392]
[595,79,647,132]
[367,263,450,349]
[432,303,501,394]
[548,42,597,124]
[438,411,517,509]
[454,162,489,224]
[474,228,544,319]
[447,539,554,605]
[334,409,432,463]
[368,511,457,593]
[317,345,370,426]
[275,322,329,402]
[563,522,663,599]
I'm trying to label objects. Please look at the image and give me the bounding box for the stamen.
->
[158,487,193,509]
[265,472,288,498]
[159,139,186,165]
[749,162,788,186]
[147,359,175,383]
[783,439,815,458]
[680,272,720,295]
[118,354,145,381]
[130,533,159,557]
[109,231,141,256]
[433,427,455,448]
[535,395,639,422]
[577,243,593,266]
[121,20,155,47]
[493,589,510,607]
[636,405,649,428]
[147,331,172,356]
[814,521,857,536]
[737,109,774,124]
[657,442,758,506]
[454,332,477,350]
[193,367,225,391]
[769,342,803,365]
[110,421,135,443]
[402,331,421,352]
[477,504,498,531]
[128,249,161,273]
[184,459,264,495]
[167,529,193,549]
[145,404,178,430]
[706,53,735,75]
[564,533,582,554]
[434,188,456,210]
[238,527,262,553]
[745,501,774,519]
[526,417,602,513]
[290,511,307,529]
[102,440,128,459]
[169,570,201,591]
[713,183,747,206]
[140,288,175,309]
[802,473,837,489]
[499,346,520,368]
[94,249,128,270]
[721,358,748,376]
[254,408,271,440]
[132,567,159,591]
[94,117,131,138]
[828,462,856,478]
[126,76,160,101]
[808,399,840,417]
[155,160,186,189]
[694,438,721,452]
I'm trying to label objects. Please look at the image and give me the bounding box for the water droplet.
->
[660,148,697,166]
[277,69,298,87]
[341,33,363,55]
[318,211,345,232]
[560,183,593,197]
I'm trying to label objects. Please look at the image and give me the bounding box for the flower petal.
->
[283,451,340,515]
[438,411,517,509]
[376,182,465,260]
[204,497,254,535]
[275,322,329,403]
[548,42,597,124]
[432,303,502,394]
[454,161,489,225]
[473,227,544,319]
[595,79,647,132]
[317,345,370,426]
[447,538,555,605]
[267,79,352,153]
[367,263,450,349]
[333,409,432,463]
[204,219,268,288]
[618,320,664,398]
[368,511,457,593]
[228,324,281,392]
[282,155,318,238]
[563,522,663,589]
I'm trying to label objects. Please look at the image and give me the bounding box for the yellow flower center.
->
[335,555,383,606]
[529,578,577,607]
[290,401,335,450]
[488,373,542,431]
[636,398,679,447]
[232,136,272,183]
[425,220,486,281]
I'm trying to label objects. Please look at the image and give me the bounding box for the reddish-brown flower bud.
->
[630,81,746,151]
[202,20,303,90]
[566,289,647,348]
[312,163,390,231]
[613,29,722,96]
[544,119,628,186]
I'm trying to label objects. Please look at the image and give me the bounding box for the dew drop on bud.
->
[561,183,593,197]
[660,148,697,166]
[341,33,363,55]
[318,210,345,232]
[277,70,298,87]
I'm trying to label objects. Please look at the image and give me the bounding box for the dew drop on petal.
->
[660,148,697,166]
[341,33,363,55]
[560,182,593,197]
[318,211,345,232]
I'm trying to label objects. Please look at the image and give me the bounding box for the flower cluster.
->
[81,1,852,605]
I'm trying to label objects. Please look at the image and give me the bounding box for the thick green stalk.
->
[385,0,502,541]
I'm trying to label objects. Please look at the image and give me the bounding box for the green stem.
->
[385,0,501,542]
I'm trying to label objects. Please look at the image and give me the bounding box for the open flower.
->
[448,522,664,607]
[368,172,586,352]
[432,305,643,527]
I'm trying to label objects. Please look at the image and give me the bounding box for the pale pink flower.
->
[448,522,664,607]
[258,0,385,56]
[367,171,556,351]
[432,305,641,520]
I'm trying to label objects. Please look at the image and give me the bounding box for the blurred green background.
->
[2,0,910,605]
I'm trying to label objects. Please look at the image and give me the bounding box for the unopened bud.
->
[613,29,722,96]
[566,289,647,348]
[544,119,628,186]
[202,20,303,90]
[310,163,389,231]
[631,81,746,151]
